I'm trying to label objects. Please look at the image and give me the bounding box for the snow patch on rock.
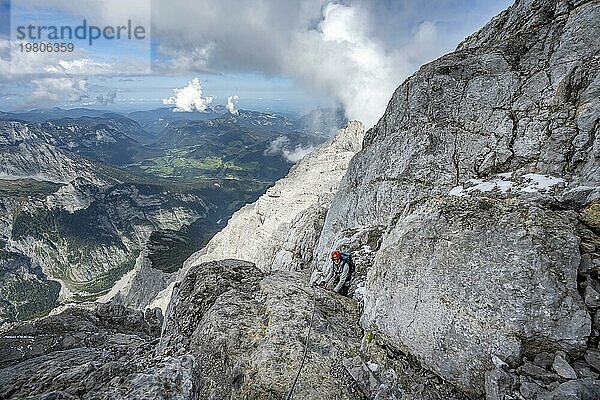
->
[449,172,565,197]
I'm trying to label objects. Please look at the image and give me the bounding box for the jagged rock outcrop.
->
[0,303,190,400]
[362,195,590,391]
[100,250,178,312]
[0,260,367,399]
[0,258,473,400]
[315,0,600,396]
[161,259,365,399]
[0,121,105,184]
[160,259,468,400]
[183,121,364,274]
[3,1,599,399]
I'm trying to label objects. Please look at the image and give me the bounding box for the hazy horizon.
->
[0,0,513,128]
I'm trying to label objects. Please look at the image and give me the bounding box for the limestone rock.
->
[581,201,600,230]
[572,361,600,379]
[585,285,600,308]
[360,196,589,393]
[492,355,509,370]
[538,378,600,400]
[484,369,515,400]
[104,250,178,314]
[161,259,365,400]
[584,348,600,372]
[0,121,104,184]
[519,362,561,384]
[342,356,380,397]
[0,303,193,400]
[553,352,578,379]
[316,0,600,395]
[520,381,545,399]
[534,352,555,369]
[183,121,364,274]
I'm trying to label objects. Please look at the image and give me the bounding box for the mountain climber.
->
[317,250,354,296]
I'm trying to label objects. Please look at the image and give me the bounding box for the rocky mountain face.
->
[183,121,364,274]
[128,106,346,138]
[0,121,105,184]
[1,0,599,399]
[0,108,331,183]
[0,259,466,400]
[128,107,296,135]
[314,0,600,397]
[179,0,599,397]
[160,259,365,399]
[0,176,211,323]
[0,115,269,325]
[37,115,152,165]
[0,303,173,399]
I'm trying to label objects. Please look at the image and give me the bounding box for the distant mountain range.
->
[0,105,346,324]
[1,105,346,139]
[0,106,347,180]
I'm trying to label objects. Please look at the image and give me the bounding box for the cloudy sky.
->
[0,0,513,126]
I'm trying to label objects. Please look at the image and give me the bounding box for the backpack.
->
[340,252,355,282]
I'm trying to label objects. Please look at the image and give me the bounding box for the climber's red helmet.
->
[331,250,342,260]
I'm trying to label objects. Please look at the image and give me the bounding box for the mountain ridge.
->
[1,1,599,399]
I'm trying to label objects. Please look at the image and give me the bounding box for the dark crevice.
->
[452,131,461,185]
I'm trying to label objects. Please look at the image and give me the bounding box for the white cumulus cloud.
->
[162,77,214,112]
[284,145,314,163]
[285,3,400,127]
[226,95,239,115]
[3,1,512,118]
[148,1,449,127]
